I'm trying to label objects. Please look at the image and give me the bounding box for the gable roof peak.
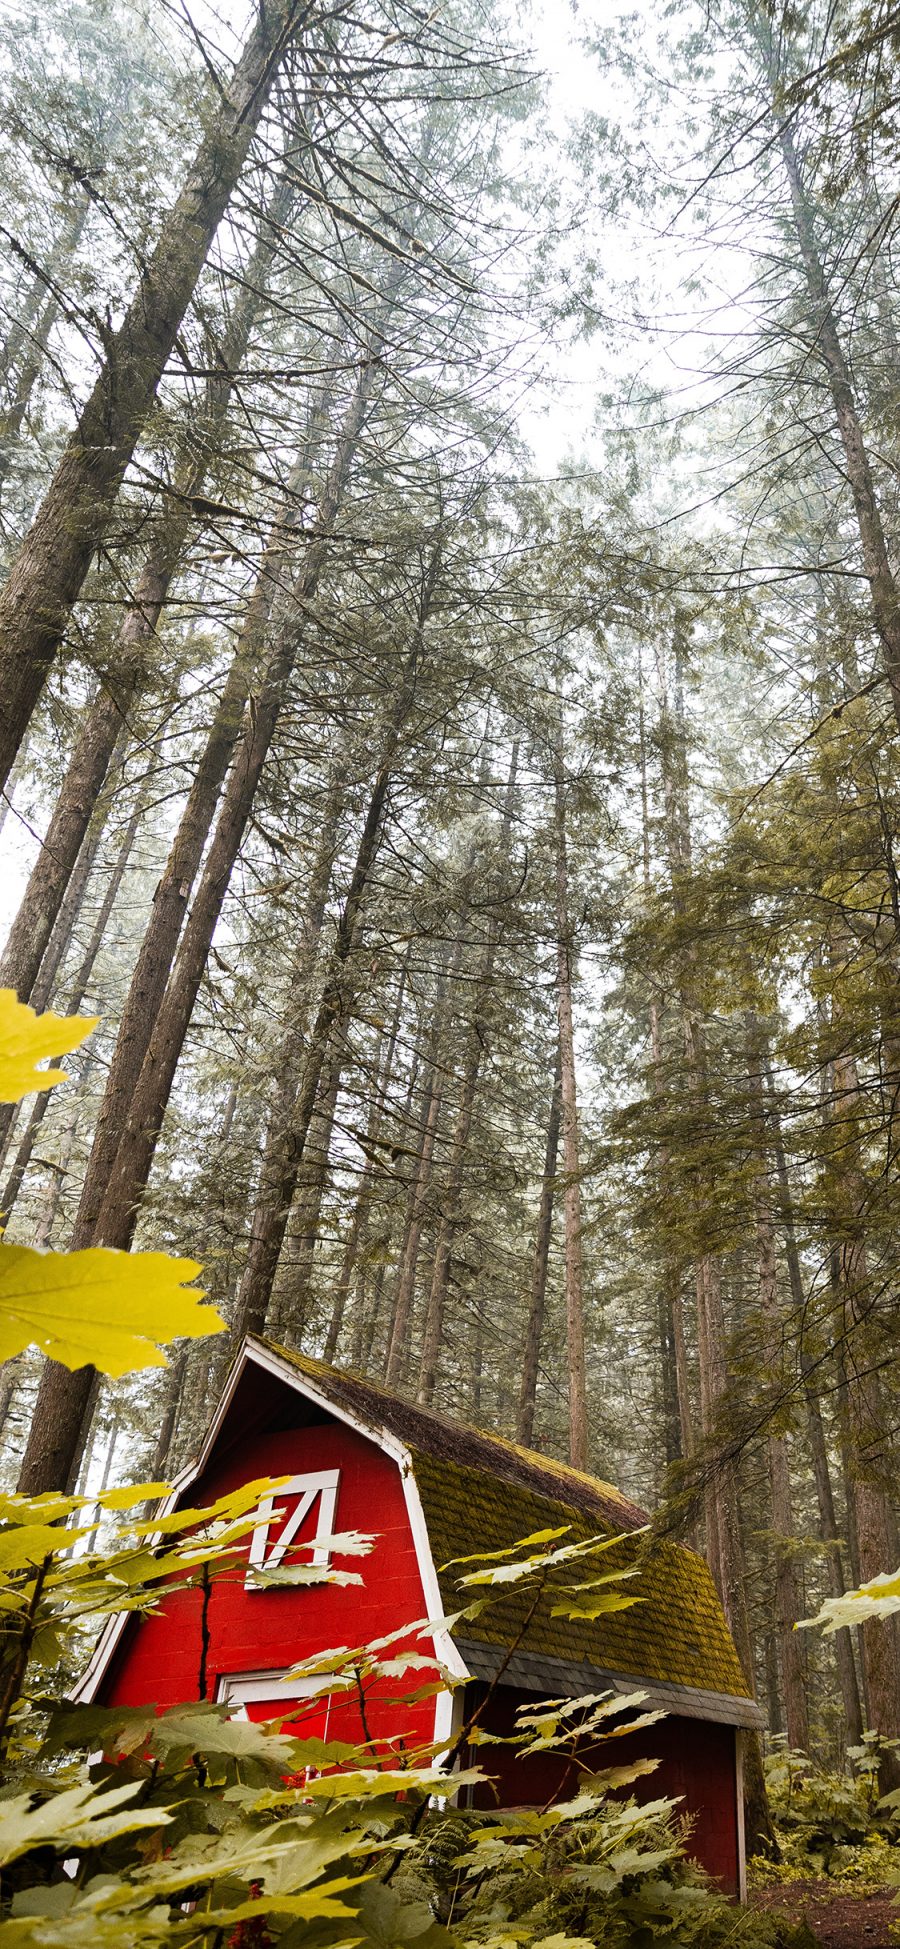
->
[245,1335,649,1535]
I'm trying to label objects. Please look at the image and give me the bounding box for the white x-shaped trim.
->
[245,1469,340,1587]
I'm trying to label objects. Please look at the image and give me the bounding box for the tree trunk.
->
[324,1178,370,1365]
[358,1267,386,1372]
[416,740,519,1406]
[383,1002,450,1385]
[29,723,130,1012]
[0,197,89,494]
[553,736,588,1471]
[231,588,425,1342]
[0,1358,23,1446]
[152,1073,252,1475]
[176,1348,218,1469]
[0,170,298,1005]
[151,1347,189,1480]
[772,103,900,730]
[764,1059,865,1747]
[829,1040,900,1780]
[767,1423,810,1752]
[670,1277,694,1464]
[470,1296,486,1422]
[269,1045,344,1341]
[241,780,344,1335]
[29,1092,81,1248]
[637,649,690,1472]
[0,199,87,383]
[746,1020,809,1751]
[0,0,304,789]
[765,1609,784,1739]
[817,916,900,1768]
[655,640,761,1790]
[416,1018,483,1407]
[694,1223,755,1675]
[322,965,407,1364]
[70,375,345,1250]
[1,778,147,1225]
[648,990,692,1467]
[0,749,27,845]
[516,1052,561,1447]
[0,718,126,1174]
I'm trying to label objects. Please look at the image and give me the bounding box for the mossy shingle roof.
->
[260,1342,752,1711]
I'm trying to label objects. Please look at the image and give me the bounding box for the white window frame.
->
[216,1668,329,1712]
[216,1669,333,1770]
[245,1468,340,1588]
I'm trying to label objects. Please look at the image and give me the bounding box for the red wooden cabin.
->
[79,1339,762,1897]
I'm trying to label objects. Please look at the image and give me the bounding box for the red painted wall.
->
[100,1417,439,1758]
[466,1685,739,1897]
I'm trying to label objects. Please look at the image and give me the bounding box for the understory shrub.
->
[395,1798,818,1948]
[750,1737,900,1886]
[0,1518,822,1947]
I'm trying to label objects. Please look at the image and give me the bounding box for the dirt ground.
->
[750,1880,899,1947]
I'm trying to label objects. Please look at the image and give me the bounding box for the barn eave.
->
[456,1639,764,1729]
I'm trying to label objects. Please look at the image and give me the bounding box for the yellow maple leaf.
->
[0,1243,224,1375]
[0,988,97,1103]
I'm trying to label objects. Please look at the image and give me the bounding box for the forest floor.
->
[750,1880,899,1946]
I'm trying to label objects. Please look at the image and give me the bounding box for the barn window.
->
[245,1469,340,1587]
[216,1669,329,1721]
[215,1670,333,1774]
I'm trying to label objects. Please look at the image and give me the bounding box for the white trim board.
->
[215,1669,328,1708]
[735,1728,747,1903]
[245,1469,340,1584]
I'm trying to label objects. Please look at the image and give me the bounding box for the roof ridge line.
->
[256,1336,650,1531]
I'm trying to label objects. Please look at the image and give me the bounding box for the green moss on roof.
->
[257,1340,751,1705]
[410,1448,750,1702]
[263,1341,645,1533]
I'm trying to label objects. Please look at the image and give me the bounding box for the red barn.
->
[79,1338,761,1897]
